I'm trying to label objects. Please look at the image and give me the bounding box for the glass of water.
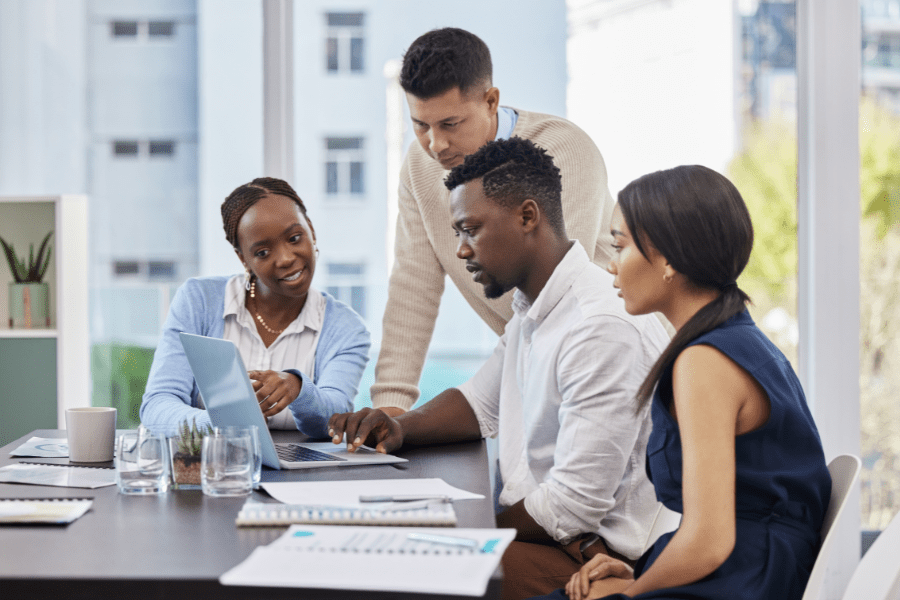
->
[201,429,253,497]
[115,426,168,495]
[216,425,261,489]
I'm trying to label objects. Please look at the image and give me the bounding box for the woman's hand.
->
[565,554,634,600]
[248,370,302,418]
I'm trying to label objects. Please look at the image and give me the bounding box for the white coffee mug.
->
[65,407,117,462]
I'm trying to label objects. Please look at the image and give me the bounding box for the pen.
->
[359,494,451,503]
[407,532,478,549]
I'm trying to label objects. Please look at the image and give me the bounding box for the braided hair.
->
[221,177,309,250]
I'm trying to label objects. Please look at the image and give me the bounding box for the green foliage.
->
[0,230,53,283]
[91,343,155,428]
[176,417,213,457]
[860,97,900,239]
[728,120,798,299]
[728,99,900,299]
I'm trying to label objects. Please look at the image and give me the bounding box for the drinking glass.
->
[115,426,168,495]
[201,429,253,497]
[217,425,261,489]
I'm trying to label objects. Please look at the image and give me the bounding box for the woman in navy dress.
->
[540,165,831,600]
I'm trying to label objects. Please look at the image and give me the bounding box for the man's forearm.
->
[394,388,482,445]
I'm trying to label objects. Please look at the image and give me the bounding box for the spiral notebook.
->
[236,500,457,527]
[220,524,516,596]
[0,497,93,524]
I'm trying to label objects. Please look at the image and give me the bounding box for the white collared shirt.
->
[222,275,325,429]
[457,242,670,558]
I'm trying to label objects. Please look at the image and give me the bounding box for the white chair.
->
[642,502,682,553]
[801,454,863,600]
[842,507,900,600]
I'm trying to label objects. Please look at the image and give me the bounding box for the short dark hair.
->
[400,28,492,99]
[221,177,309,250]
[444,137,565,235]
[618,165,753,407]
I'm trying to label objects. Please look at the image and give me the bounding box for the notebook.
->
[235,499,457,527]
[178,332,406,470]
[0,497,93,525]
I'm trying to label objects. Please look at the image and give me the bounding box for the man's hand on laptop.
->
[249,370,301,418]
[328,408,403,454]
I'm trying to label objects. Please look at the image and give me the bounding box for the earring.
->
[249,278,256,299]
[244,270,252,291]
[663,274,673,284]
[315,245,320,257]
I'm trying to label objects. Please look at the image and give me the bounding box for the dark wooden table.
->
[0,429,500,599]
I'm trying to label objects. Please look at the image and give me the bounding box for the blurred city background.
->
[0,0,898,531]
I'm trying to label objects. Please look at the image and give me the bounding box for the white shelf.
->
[0,329,58,338]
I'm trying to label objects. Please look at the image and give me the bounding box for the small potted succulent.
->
[0,230,53,329]
[168,417,213,489]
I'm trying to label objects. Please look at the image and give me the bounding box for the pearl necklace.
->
[249,279,285,335]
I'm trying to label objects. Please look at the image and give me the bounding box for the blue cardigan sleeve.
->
[284,293,371,438]
[139,278,225,437]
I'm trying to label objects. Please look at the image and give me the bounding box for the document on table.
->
[0,464,115,489]
[9,437,69,458]
[0,498,93,524]
[260,478,484,509]
[219,524,516,596]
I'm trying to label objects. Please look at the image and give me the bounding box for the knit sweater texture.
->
[371,108,616,411]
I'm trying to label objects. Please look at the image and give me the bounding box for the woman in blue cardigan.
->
[140,177,370,439]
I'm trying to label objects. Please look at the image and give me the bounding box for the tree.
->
[728,97,900,529]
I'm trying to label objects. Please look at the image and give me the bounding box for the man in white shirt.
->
[329,138,669,600]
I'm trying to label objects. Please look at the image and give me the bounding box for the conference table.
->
[0,429,502,599]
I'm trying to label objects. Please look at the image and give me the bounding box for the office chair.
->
[801,454,863,600]
[642,502,682,554]
[842,506,900,600]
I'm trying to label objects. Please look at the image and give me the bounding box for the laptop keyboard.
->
[276,444,346,463]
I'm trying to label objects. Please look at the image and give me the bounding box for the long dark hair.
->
[618,165,754,407]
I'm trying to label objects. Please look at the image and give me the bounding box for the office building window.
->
[113,260,178,281]
[149,141,175,157]
[324,137,365,196]
[112,140,177,158]
[113,141,139,157]
[325,12,365,73]
[148,21,175,37]
[326,262,366,318]
[112,21,138,37]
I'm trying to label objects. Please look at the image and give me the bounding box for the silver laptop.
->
[178,332,406,470]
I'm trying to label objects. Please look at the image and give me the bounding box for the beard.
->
[482,273,513,299]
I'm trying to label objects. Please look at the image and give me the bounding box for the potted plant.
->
[0,230,53,329]
[168,418,213,489]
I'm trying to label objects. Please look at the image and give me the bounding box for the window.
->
[148,21,175,38]
[149,141,175,157]
[113,141,139,157]
[325,12,365,73]
[112,260,177,280]
[324,137,365,196]
[326,262,366,317]
[112,140,177,158]
[111,21,138,37]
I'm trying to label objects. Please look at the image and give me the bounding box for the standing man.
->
[330,138,669,599]
[373,28,616,415]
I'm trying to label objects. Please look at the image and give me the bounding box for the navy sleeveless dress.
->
[530,310,831,600]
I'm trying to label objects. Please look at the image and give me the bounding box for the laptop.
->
[178,332,407,470]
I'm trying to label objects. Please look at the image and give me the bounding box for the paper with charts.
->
[219,524,515,596]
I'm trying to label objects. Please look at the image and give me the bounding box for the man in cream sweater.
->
[373,27,616,415]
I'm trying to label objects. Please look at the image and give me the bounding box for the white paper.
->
[0,464,115,489]
[9,437,69,458]
[220,525,515,596]
[260,478,484,509]
[0,499,92,524]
